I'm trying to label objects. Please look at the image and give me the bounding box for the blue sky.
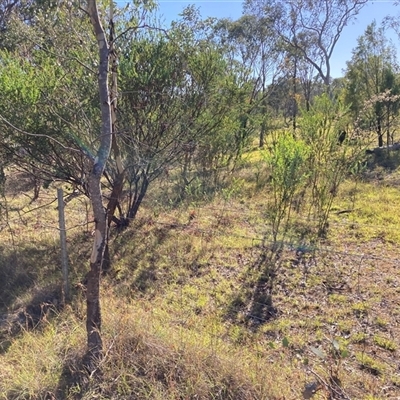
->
[118,0,400,78]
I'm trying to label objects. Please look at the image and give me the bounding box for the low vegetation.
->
[1,149,400,399]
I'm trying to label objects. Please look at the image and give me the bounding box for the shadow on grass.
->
[0,231,92,354]
[0,241,64,352]
[0,283,62,354]
[365,149,400,172]
[110,219,191,294]
[110,218,283,328]
[55,354,94,400]
[0,245,59,311]
[226,245,280,328]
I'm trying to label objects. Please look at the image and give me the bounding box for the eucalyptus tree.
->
[245,0,368,89]
[0,0,57,50]
[213,14,283,146]
[344,21,400,147]
[0,0,129,366]
[84,0,120,366]
[0,0,114,366]
[297,57,318,112]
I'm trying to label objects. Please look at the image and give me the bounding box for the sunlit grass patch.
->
[0,312,85,399]
[373,335,397,352]
[332,178,400,244]
[356,352,386,376]
[94,293,294,400]
[351,332,369,344]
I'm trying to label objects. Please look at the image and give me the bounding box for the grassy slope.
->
[1,154,400,399]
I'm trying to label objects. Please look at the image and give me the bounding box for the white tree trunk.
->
[86,0,112,365]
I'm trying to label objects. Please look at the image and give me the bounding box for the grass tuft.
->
[373,335,397,352]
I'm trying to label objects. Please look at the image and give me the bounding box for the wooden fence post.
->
[57,188,70,304]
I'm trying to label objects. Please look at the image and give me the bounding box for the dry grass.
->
[1,155,400,399]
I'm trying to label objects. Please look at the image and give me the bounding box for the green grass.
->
[351,332,369,344]
[1,157,400,398]
[356,352,386,376]
[373,335,397,352]
[331,177,400,244]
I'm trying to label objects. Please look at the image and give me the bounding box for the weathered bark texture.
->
[106,8,124,228]
[57,188,69,304]
[86,0,112,366]
[377,116,383,148]
[102,7,124,271]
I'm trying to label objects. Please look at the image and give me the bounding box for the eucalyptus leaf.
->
[310,346,325,359]
[282,337,289,348]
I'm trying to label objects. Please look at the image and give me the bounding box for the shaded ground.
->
[2,167,400,398]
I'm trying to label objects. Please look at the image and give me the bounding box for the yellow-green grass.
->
[1,161,400,398]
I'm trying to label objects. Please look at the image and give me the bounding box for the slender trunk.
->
[107,7,125,229]
[377,116,383,147]
[101,8,124,273]
[386,106,391,147]
[259,97,267,148]
[86,0,112,367]
[259,95,267,148]
[107,168,125,225]
[57,188,69,304]
[305,82,311,112]
[86,171,107,362]
[127,175,149,221]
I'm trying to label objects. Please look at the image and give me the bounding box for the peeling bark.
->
[86,0,112,367]
[103,6,124,271]
[106,20,124,229]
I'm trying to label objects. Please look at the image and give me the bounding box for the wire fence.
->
[2,186,399,278]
